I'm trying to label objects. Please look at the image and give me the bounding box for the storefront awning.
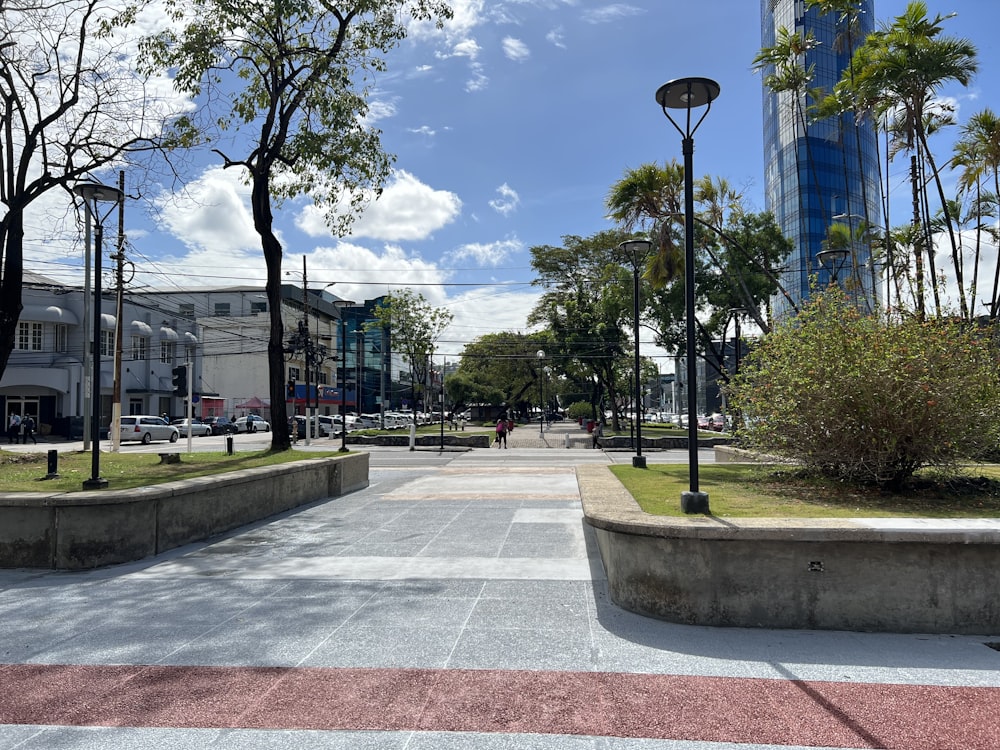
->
[21,305,79,325]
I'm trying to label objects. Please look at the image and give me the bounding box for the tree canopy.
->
[140,0,452,449]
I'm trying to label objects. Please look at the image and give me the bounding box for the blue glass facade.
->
[760,0,882,318]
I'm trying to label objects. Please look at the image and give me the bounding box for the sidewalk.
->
[0,450,997,748]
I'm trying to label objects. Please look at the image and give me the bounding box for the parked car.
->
[293,415,335,438]
[170,418,213,437]
[120,415,180,444]
[234,415,271,433]
[203,416,236,435]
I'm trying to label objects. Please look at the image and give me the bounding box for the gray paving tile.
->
[300,624,463,668]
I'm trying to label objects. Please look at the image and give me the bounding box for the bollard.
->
[44,449,59,479]
[225,434,234,455]
[409,423,416,451]
[565,433,570,449]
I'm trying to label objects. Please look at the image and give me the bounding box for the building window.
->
[288,366,301,381]
[160,341,175,364]
[54,324,68,353]
[214,302,230,316]
[16,322,42,351]
[100,330,115,357]
[251,301,267,314]
[131,336,147,361]
[178,303,195,317]
[317,371,328,385]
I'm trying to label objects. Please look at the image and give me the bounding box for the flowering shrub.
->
[727,290,1000,490]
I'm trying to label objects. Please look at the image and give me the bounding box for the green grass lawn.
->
[610,463,1000,518]
[0,448,342,493]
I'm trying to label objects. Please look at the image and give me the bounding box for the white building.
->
[1,277,347,438]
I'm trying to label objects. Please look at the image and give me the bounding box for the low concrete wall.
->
[0,453,369,570]
[578,464,1000,634]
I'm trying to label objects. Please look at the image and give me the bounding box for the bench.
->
[158,453,181,464]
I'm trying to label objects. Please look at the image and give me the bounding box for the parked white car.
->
[170,418,213,437]
[120,416,180,444]
[233,415,271,433]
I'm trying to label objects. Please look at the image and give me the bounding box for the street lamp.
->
[333,299,356,452]
[73,181,123,490]
[536,349,545,436]
[656,76,720,514]
[817,248,849,287]
[620,239,653,469]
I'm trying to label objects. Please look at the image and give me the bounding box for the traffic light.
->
[287,379,296,399]
[171,365,187,396]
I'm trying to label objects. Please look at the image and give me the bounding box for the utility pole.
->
[301,255,312,445]
[110,171,126,452]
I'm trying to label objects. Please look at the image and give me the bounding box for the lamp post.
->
[73,181,124,490]
[620,239,653,469]
[333,300,356,452]
[536,349,545,435]
[656,76,720,513]
[817,248,849,287]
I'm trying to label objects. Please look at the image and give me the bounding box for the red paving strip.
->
[1,663,998,748]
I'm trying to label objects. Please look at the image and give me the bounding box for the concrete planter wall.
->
[0,452,368,570]
[578,464,1000,634]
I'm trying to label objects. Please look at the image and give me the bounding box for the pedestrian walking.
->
[494,417,508,449]
[21,415,36,445]
[7,413,20,444]
[592,420,604,449]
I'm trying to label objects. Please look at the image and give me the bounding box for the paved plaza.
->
[0,422,998,748]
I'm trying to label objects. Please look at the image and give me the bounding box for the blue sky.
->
[24,0,1000,363]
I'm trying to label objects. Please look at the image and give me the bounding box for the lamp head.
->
[72,181,123,205]
[817,248,849,268]
[655,77,720,110]
[619,239,653,265]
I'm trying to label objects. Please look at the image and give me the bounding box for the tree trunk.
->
[0,210,25,378]
[251,172,292,451]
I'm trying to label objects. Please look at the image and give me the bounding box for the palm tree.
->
[956,109,1000,319]
[605,161,685,287]
[846,1,978,320]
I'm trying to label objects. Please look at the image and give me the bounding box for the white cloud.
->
[294,170,462,242]
[446,237,524,266]
[502,37,531,62]
[443,38,482,61]
[407,125,437,136]
[364,97,398,124]
[546,27,567,49]
[582,4,643,23]
[488,183,520,216]
[154,166,262,255]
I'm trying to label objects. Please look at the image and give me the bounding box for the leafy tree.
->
[529,231,634,431]
[846,1,978,320]
[727,287,1000,490]
[448,331,551,419]
[369,289,453,416]
[0,0,183,380]
[955,108,1000,319]
[141,0,452,449]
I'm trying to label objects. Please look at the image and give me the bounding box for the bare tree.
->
[0,0,184,378]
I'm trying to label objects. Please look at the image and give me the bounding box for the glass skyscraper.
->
[760,0,882,319]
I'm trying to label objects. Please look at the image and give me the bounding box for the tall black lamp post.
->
[333,299,356,452]
[620,239,652,469]
[536,349,545,435]
[74,181,123,490]
[656,76,720,513]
